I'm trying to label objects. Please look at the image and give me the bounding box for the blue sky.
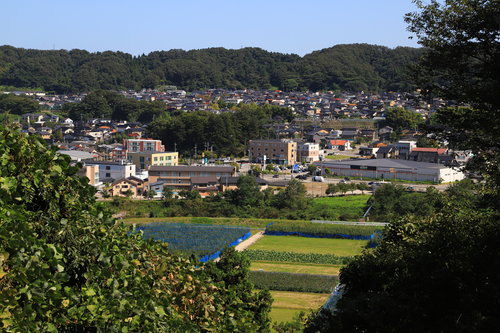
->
[2,0,420,56]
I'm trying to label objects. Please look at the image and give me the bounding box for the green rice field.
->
[248,235,368,256]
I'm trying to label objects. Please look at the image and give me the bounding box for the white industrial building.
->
[318,159,465,183]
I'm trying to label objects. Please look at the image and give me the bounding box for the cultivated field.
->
[248,235,368,256]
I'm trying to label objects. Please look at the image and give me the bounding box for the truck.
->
[312,176,325,182]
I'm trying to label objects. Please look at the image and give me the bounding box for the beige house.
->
[128,151,178,171]
[249,139,297,166]
[109,177,146,197]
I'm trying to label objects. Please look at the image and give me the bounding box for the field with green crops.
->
[266,220,382,237]
[250,271,338,293]
[136,223,250,257]
[251,261,342,275]
[248,235,368,256]
[245,249,352,265]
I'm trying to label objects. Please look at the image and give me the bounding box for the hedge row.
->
[244,249,352,265]
[249,271,338,293]
[266,221,383,237]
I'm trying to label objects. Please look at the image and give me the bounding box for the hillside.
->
[0,44,423,93]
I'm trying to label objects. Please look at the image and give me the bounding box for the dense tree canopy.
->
[305,2,500,331]
[0,93,40,115]
[0,44,422,93]
[0,125,271,331]
[406,0,500,190]
[146,103,291,156]
[383,107,424,133]
[63,90,167,122]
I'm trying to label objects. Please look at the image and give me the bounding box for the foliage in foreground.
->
[305,208,500,332]
[0,126,271,332]
[249,271,339,294]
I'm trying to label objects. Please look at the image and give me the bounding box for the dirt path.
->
[234,231,265,251]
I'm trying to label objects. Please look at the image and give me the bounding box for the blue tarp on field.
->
[199,231,251,263]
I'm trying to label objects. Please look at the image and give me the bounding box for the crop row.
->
[136,223,250,256]
[244,250,352,265]
[249,271,339,293]
[266,221,383,238]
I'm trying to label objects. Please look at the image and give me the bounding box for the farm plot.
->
[251,261,342,275]
[270,291,330,323]
[248,235,368,257]
[250,271,338,293]
[136,223,250,257]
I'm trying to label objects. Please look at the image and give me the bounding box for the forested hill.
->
[0,44,423,93]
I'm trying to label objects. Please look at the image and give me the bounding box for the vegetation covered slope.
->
[0,44,423,93]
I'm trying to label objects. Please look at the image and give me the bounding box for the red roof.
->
[412,148,447,154]
[330,140,348,145]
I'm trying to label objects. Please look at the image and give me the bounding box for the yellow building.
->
[248,139,297,166]
[128,151,178,171]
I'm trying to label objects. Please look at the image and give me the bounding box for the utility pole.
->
[194,144,197,163]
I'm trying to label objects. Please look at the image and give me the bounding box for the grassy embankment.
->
[117,194,371,222]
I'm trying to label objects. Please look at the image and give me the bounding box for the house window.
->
[105,166,111,170]
[105,173,111,178]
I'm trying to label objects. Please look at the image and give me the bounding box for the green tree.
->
[0,94,40,115]
[383,107,424,133]
[305,208,500,333]
[275,179,310,211]
[325,184,338,196]
[406,0,500,191]
[356,182,370,194]
[232,175,263,207]
[203,248,273,332]
[0,125,271,331]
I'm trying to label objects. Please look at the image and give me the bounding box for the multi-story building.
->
[83,160,136,182]
[128,151,179,171]
[396,140,417,159]
[148,165,235,191]
[77,164,102,188]
[123,138,165,153]
[248,139,297,166]
[297,143,320,163]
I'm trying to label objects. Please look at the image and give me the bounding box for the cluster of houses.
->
[10,88,453,121]
[58,137,253,199]
[5,88,470,192]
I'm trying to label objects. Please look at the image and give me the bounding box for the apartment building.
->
[83,160,136,182]
[297,142,320,162]
[123,138,165,153]
[128,151,179,170]
[248,139,297,166]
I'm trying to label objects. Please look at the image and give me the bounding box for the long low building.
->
[317,159,465,183]
[148,165,236,190]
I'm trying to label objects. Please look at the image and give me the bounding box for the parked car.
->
[272,174,280,178]
[296,174,308,180]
